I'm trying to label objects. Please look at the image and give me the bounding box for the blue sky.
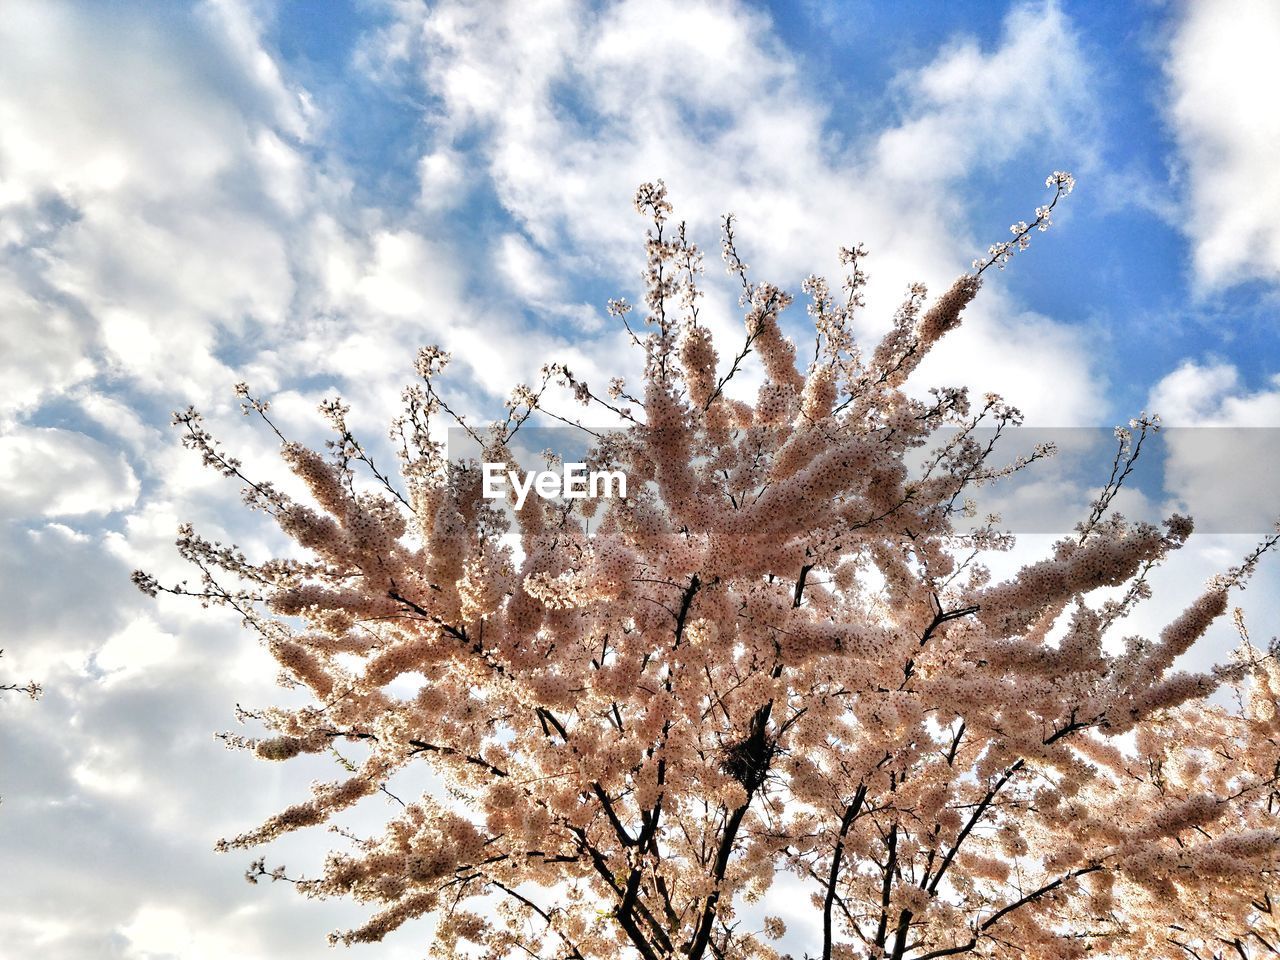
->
[2,1,1280,957]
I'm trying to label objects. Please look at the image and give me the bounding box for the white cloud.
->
[0,271,97,427]
[93,614,179,684]
[350,229,443,318]
[0,426,139,518]
[196,0,317,142]
[875,2,1096,184]
[497,232,562,301]
[417,147,468,211]
[379,0,1105,423]
[1165,0,1280,288]
[118,903,261,960]
[1147,360,1280,535]
[0,0,283,406]
[0,521,140,680]
[1149,359,1280,426]
[0,0,421,424]
[76,390,166,458]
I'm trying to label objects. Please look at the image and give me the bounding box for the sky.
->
[1,1,1280,957]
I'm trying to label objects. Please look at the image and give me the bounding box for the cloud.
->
[0,0,423,429]
[874,2,1097,184]
[0,268,97,428]
[1165,0,1280,289]
[0,0,284,410]
[417,147,468,212]
[92,614,180,686]
[0,521,142,712]
[1148,359,1280,426]
[0,427,139,518]
[372,0,1105,423]
[497,232,563,301]
[1147,360,1280,535]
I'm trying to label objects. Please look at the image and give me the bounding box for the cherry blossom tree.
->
[136,174,1280,960]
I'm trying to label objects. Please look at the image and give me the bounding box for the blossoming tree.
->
[136,175,1280,960]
